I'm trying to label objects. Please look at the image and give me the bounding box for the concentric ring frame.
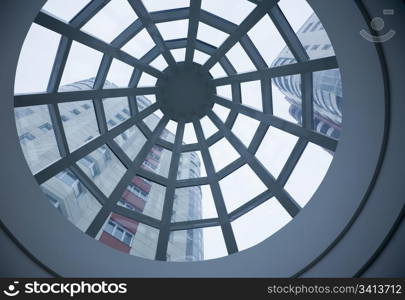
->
[0,0,387,277]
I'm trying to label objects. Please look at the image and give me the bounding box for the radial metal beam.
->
[35,102,160,184]
[35,11,163,78]
[301,72,314,129]
[212,56,338,86]
[193,120,238,254]
[185,0,202,64]
[170,218,220,231]
[113,205,161,230]
[214,95,338,151]
[86,116,169,238]
[127,0,177,67]
[228,190,274,222]
[155,122,185,261]
[15,86,158,107]
[208,111,301,217]
[69,0,111,28]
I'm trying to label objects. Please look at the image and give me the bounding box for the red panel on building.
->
[111,213,139,233]
[122,190,146,211]
[131,176,151,193]
[99,232,130,253]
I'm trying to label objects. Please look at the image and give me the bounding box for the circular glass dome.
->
[13,0,342,262]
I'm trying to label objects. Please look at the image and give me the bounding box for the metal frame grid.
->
[14,0,339,261]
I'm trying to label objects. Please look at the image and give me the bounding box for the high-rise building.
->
[14,78,203,261]
[271,13,343,140]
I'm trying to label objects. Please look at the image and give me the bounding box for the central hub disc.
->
[156,62,216,122]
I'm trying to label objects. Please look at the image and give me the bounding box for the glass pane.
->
[256,127,299,178]
[141,145,172,178]
[248,15,294,68]
[177,151,206,180]
[212,103,230,122]
[172,185,216,222]
[41,169,102,232]
[193,50,210,65]
[241,80,262,111]
[231,113,260,147]
[81,0,137,43]
[209,63,227,78]
[14,105,61,174]
[156,19,189,40]
[209,138,239,172]
[138,73,157,87]
[114,125,147,160]
[220,164,267,212]
[171,48,186,62]
[197,22,228,48]
[15,24,60,94]
[137,95,156,112]
[313,69,342,139]
[231,198,292,251]
[160,120,177,143]
[201,0,255,25]
[150,55,168,71]
[105,59,133,88]
[272,75,302,125]
[142,0,190,12]
[103,97,130,130]
[59,41,103,89]
[120,176,166,220]
[42,0,91,22]
[97,212,159,260]
[121,28,155,59]
[167,226,227,261]
[200,116,218,139]
[183,123,198,144]
[58,100,100,151]
[225,42,256,74]
[143,113,160,131]
[77,145,126,197]
[216,85,232,100]
[285,143,333,207]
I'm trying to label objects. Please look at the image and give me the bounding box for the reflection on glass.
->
[177,151,206,180]
[216,85,232,100]
[167,226,227,261]
[97,212,159,260]
[285,143,333,207]
[141,145,172,178]
[172,185,216,222]
[232,198,292,251]
[231,113,260,147]
[209,138,239,172]
[137,95,155,112]
[212,103,230,123]
[209,63,227,78]
[114,125,146,160]
[150,55,168,71]
[256,127,298,178]
[193,50,210,65]
[119,176,166,220]
[197,22,228,48]
[183,123,198,144]
[122,29,155,59]
[59,100,100,151]
[103,97,130,130]
[77,145,126,197]
[200,116,218,139]
[14,105,61,174]
[41,169,102,232]
[220,164,267,212]
[271,75,302,125]
[14,24,60,94]
[170,48,186,62]
[160,120,177,143]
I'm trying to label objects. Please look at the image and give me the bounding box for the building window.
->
[322,44,332,50]
[38,122,52,132]
[311,44,320,50]
[127,184,149,200]
[310,21,321,32]
[71,108,81,115]
[81,103,91,110]
[104,219,134,246]
[122,108,130,115]
[302,22,313,33]
[61,115,69,122]
[107,119,117,127]
[115,113,125,121]
[19,132,36,144]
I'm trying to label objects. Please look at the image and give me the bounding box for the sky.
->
[14,0,334,260]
